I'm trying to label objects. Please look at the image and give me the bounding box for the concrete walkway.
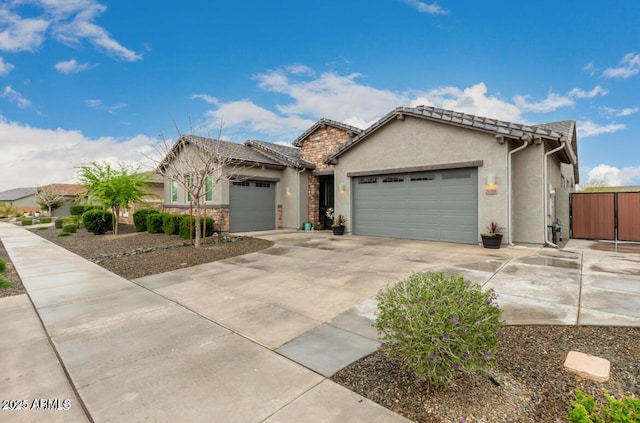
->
[2,223,639,422]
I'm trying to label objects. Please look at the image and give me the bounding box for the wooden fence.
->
[571,192,640,241]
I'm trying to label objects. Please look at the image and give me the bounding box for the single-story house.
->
[160,106,578,246]
[0,187,39,215]
[37,184,88,217]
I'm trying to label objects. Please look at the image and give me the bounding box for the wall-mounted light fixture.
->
[339,183,346,194]
[285,186,291,196]
[485,175,497,195]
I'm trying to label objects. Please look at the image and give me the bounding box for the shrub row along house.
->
[160,106,579,246]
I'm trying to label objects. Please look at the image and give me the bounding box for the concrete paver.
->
[277,324,380,377]
[2,223,640,423]
[0,295,89,423]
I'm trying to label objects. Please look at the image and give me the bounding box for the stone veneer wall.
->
[299,125,353,223]
[162,205,230,232]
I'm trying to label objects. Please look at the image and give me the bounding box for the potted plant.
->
[326,208,347,235]
[481,222,504,249]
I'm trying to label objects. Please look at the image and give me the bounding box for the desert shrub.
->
[133,208,159,232]
[40,217,52,223]
[57,231,71,237]
[0,275,12,289]
[162,214,182,235]
[375,272,505,388]
[179,215,214,240]
[146,213,166,234]
[568,389,640,423]
[82,209,113,235]
[54,219,64,229]
[62,223,77,233]
[20,218,34,226]
[0,257,6,273]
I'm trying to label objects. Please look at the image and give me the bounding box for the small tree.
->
[76,162,152,235]
[578,177,609,192]
[35,186,65,216]
[152,124,257,248]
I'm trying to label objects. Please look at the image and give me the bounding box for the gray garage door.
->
[229,180,276,232]
[353,168,478,243]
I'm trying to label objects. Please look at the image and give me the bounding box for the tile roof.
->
[173,135,286,167]
[0,187,37,201]
[292,118,363,147]
[244,140,315,169]
[326,106,578,165]
[39,184,87,196]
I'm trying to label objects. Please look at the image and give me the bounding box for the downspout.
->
[543,139,567,248]
[506,134,532,246]
[296,167,306,229]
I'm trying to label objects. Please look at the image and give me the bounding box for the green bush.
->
[162,214,182,235]
[146,213,166,234]
[0,257,6,273]
[179,215,214,240]
[57,231,71,237]
[568,389,640,423]
[375,272,505,388]
[20,218,34,226]
[62,223,77,233]
[54,218,64,229]
[40,217,52,223]
[133,208,159,232]
[70,205,99,216]
[82,209,113,235]
[0,275,12,289]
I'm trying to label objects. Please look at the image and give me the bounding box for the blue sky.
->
[1,0,639,191]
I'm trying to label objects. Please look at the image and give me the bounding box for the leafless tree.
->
[151,123,258,248]
[35,185,65,216]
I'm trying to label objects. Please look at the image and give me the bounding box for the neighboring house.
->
[0,187,39,215]
[160,106,579,246]
[37,184,88,217]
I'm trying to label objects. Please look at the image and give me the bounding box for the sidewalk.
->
[0,222,411,423]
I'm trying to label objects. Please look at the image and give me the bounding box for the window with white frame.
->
[171,180,178,203]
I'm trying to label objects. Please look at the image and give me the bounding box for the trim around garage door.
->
[229,180,276,232]
[347,160,483,178]
[352,167,479,244]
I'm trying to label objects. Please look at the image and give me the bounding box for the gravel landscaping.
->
[0,224,638,422]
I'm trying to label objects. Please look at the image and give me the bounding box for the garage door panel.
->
[229,181,275,232]
[353,169,478,244]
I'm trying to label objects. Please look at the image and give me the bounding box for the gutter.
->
[543,139,567,248]
[506,134,532,246]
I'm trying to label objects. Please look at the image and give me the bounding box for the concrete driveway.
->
[2,223,639,423]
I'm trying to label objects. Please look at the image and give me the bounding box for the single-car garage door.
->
[352,168,478,243]
[229,180,276,232]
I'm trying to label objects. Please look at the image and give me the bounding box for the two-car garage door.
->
[229,180,275,232]
[352,168,478,244]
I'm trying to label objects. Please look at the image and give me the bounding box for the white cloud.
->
[191,94,219,105]
[84,98,126,114]
[2,85,31,108]
[568,85,608,99]
[587,164,640,186]
[0,9,49,52]
[513,92,574,113]
[0,1,140,61]
[0,57,14,76]
[599,106,639,118]
[577,120,625,138]
[402,0,449,15]
[602,52,640,79]
[583,61,596,76]
[54,58,91,74]
[411,83,523,122]
[0,116,158,192]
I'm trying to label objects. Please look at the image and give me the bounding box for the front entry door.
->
[319,176,334,229]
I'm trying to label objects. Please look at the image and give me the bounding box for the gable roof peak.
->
[292,118,363,147]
